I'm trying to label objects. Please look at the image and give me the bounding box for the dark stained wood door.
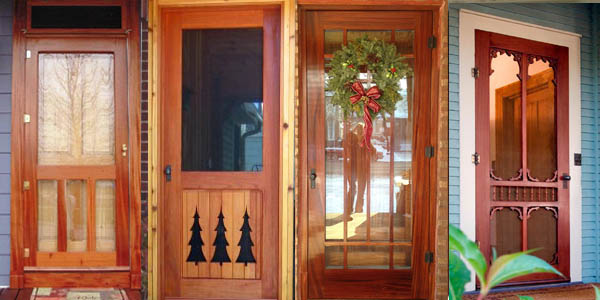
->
[475,30,570,285]
[23,37,130,269]
[304,11,433,299]
[160,7,280,300]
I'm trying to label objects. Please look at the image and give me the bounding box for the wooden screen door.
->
[305,11,433,299]
[475,30,570,284]
[160,7,280,300]
[23,37,130,274]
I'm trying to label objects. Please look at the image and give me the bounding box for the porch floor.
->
[463,283,599,300]
[0,289,140,300]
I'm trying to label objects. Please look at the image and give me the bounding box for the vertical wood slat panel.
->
[209,191,222,278]
[87,180,96,252]
[57,180,66,252]
[221,191,233,279]
[232,191,245,279]
[198,191,210,277]
[180,189,261,279]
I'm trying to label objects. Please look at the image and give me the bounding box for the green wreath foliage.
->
[326,35,412,118]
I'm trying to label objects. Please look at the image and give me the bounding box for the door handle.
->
[561,173,570,189]
[310,168,317,189]
[164,164,172,182]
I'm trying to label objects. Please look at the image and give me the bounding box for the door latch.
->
[472,152,481,165]
[561,173,571,189]
[121,144,128,157]
[310,168,317,189]
[164,165,172,182]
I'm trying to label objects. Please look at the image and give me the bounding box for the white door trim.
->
[458,8,582,290]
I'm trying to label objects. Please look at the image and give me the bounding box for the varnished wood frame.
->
[10,0,141,289]
[297,3,442,300]
[158,6,281,300]
[474,30,570,285]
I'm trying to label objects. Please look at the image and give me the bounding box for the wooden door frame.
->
[9,0,141,289]
[474,29,570,285]
[297,2,443,300]
[157,6,281,299]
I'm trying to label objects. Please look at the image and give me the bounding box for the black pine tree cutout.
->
[211,209,231,265]
[236,209,256,265]
[186,208,206,265]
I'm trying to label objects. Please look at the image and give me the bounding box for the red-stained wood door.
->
[475,30,570,285]
[304,11,434,299]
[22,37,131,284]
[160,7,280,300]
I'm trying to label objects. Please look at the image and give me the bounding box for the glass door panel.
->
[26,39,128,268]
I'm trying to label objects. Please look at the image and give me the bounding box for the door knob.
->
[310,168,317,189]
[164,165,172,182]
[560,174,571,181]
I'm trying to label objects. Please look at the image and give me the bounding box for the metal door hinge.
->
[26,50,31,59]
[471,67,480,78]
[24,114,30,123]
[23,181,30,191]
[425,145,435,158]
[472,152,480,165]
[425,251,434,263]
[24,248,30,258]
[428,36,437,49]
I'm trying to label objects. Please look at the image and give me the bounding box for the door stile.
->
[475,29,492,267]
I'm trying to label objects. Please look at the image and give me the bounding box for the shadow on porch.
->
[463,283,599,300]
[0,289,140,300]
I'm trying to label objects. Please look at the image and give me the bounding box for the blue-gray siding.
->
[448,3,600,282]
[0,0,11,286]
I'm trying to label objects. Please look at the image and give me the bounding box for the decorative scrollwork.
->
[527,206,558,219]
[509,168,524,181]
[490,206,523,220]
[527,169,540,182]
[490,168,523,181]
[490,47,523,76]
[546,170,559,182]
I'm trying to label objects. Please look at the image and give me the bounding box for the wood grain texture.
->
[300,9,435,300]
[159,6,280,299]
[10,0,141,288]
[475,30,570,286]
[23,271,130,288]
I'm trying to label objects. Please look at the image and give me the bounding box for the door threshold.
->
[24,266,130,272]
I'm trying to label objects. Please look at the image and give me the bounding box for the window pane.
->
[66,180,87,252]
[31,6,121,29]
[490,51,523,180]
[38,180,58,252]
[96,180,116,252]
[38,53,115,166]
[527,58,557,182]
[181,29,263,171]
[347,246,389,269]
[325,246,344,269]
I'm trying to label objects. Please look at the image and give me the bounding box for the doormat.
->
[462,283,597,300]
[30,288,128,300]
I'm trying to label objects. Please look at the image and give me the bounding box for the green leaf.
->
[449,250,470,300]
[449,224,487,286]
[517,296,534,300]
[593,285,600,300]
[484,250,563,294]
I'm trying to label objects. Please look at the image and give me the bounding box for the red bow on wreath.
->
[349,81,381,150]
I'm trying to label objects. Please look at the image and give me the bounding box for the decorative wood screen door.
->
[304,11,433,299]
[160,7,280,300]
[475,30,570,284]
[22,37,130,279]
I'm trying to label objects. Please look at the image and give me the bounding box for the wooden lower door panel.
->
[23,271,130,288]
[181,190,262,280]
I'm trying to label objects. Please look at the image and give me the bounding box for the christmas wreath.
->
[326,35,412,149]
